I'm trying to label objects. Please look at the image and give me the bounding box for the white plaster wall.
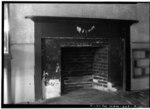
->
[31,4,137,19]
[9,3,149,103]
[4,68,8,104]
[131,78,149,90]
[11,45,34,103]
[131,3,149,90]
[131,3,149,42]
[9,4,34,44]
[10,4,35,103]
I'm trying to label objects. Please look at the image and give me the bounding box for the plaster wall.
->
[131,3,149,42]
[4,68,8,104]
[130,3,149,91]
[11,44,34,103]
[9,3,149,103]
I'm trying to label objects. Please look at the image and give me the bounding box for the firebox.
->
[61,46,110,93]
[26,16,138,101]
[61,47,98,92]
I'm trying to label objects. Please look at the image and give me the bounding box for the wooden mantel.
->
[26,16,138,24]
[26,16,138,101]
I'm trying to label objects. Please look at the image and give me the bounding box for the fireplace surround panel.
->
[42,38,124,93]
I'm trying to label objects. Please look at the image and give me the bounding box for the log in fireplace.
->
[26,16,137,101]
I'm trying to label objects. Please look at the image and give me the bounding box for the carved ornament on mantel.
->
[76,25,95,36]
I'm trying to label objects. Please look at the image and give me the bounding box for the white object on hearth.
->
[45,79,60,99]
[107,82,117,92]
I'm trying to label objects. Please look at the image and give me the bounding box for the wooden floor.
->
[33,88,149,107]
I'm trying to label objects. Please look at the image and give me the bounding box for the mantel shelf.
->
[25,16,138,25]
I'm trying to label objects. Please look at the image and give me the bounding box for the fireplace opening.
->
[61,47,99,93]
[61,42,124,94]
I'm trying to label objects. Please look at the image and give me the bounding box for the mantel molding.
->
[25,16,138,25]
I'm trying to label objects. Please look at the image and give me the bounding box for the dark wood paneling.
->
[38,21,127,38]
[34,23,42,101]
[108,39,124,90]
[124,26,131,91]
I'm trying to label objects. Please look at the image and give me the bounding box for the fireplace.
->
[27,16,137,100]
[42,38,125,94]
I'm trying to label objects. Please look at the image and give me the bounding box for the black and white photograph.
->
[2,1,150,108]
